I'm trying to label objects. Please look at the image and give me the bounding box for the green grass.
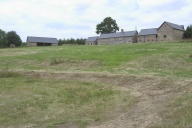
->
[0,42,192,127]
[0,42,191,77]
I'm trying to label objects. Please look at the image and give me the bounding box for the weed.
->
[50,58,64,65]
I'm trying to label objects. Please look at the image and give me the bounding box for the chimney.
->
[121,29,124,33]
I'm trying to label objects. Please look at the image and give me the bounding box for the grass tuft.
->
[0,70,21,78]
[50,58,64,65]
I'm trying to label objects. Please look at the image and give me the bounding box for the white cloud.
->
[0,0,191,41]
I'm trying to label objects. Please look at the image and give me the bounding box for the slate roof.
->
[27,36,58,44]
[86,36,99,42]
[98,31,137,39]
[164,21,185,31]
[138,28,157,36]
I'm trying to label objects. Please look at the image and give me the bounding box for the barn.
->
[27,36,58,46]
[85,36,99,45]
[137,28,158,43]
[97,30,138,45]
[157,21,185,41]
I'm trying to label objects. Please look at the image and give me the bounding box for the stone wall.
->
[173,29,184,41]
[137,35,157,43]
[27,42,58,46]
[85,41,97,45]
[157,22,184,41]
[98,36,137,45]
[51,43,58,46]
[28,42,37,46]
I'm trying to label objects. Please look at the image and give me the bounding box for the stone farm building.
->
[85,36,99,45]
[157,21,185,41]
[27,36,58,46]
[86,21,185,45]
[137,28,157,43]
[97,30,138,45]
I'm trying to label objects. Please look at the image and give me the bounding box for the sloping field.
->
[0,42,192,128]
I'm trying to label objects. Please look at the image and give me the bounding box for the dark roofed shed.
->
[27,36,58,46]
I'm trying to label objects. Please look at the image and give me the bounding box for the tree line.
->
[183,25,192,39]
[58,38,86,45]
[0,29,22,48]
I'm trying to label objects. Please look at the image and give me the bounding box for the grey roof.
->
[86,36,99,42]
[99,31,137,39]
[138,28,157,36]
[27,36,58,44]
[164,21,185,31]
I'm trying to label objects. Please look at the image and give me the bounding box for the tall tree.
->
[183,25,192,39]
[0,29,8,48]
[96,17,119,34]
[6,31,22,46]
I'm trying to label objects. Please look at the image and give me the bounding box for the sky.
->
[0,0,192,42]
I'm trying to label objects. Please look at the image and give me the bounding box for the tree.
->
[183,25,192,39]
[0,29,8,48]
[96,17,119,34]
[57,38,86,45]
[6,31,22,47]
[58,39,63,45]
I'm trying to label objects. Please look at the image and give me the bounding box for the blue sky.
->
[0,0,191,42]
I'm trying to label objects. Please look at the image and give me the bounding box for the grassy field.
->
[0,42,192,128]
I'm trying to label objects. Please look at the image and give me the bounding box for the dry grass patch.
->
[0,71,136,128]
[0,49,38,57]
[117,54,192,77]
[46,58,102,71]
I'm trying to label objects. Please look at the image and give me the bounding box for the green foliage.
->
[21,42,27,47]
[6,31,22,46]
[58,38,86,45]
[0,29,8,48]
[96,17,119,34]
[183,24,192,39]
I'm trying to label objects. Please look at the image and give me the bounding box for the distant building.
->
[85,36,99,45]
[137,28,157,43]
[157,21,185,41]
[86,21,185,45]
[97,29,138,45]
[27,36,58,46]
